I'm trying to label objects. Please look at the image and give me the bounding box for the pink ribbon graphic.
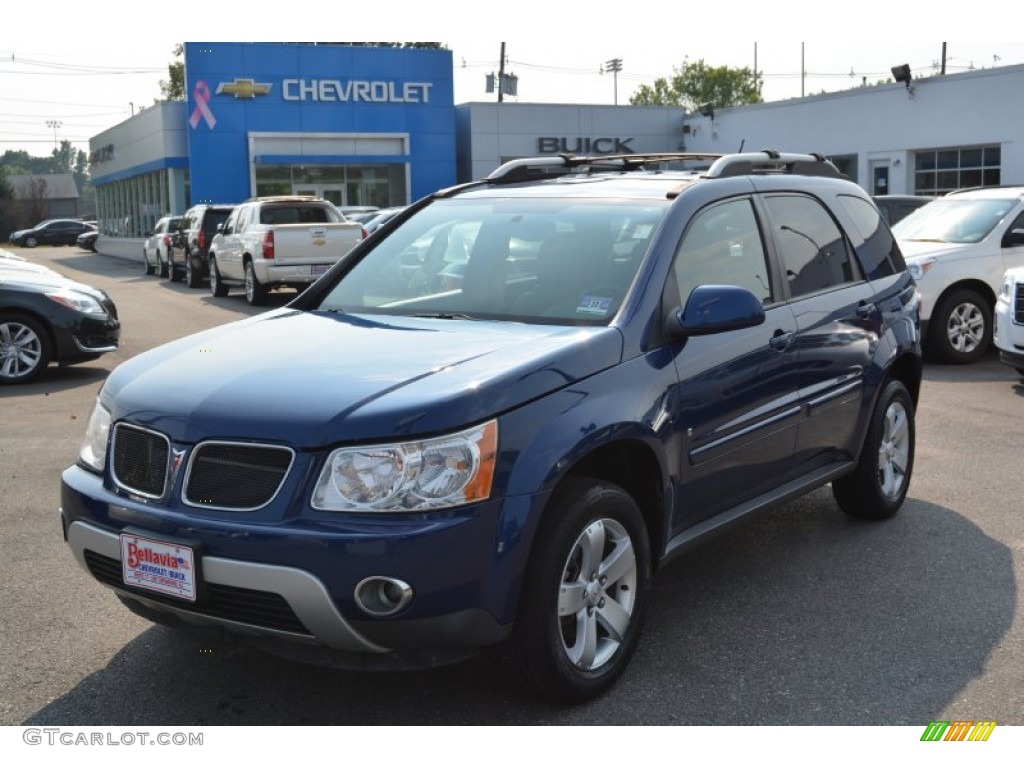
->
[189,81,216,130]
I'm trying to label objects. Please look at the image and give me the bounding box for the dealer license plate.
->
[312,264,329,276]
[120,533,196,601]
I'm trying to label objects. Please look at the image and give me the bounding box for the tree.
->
[630,59,762,110]
[159,44,185,101]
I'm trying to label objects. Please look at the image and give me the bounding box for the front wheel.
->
[0,313,52,384]
[209,256,228,297]
[25,236,38,248]
[143,249,155,276]
[832,379,915,519]
[500,478,651,703]
[928,288,991,364]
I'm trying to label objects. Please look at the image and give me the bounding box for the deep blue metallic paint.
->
[60,162,922,670]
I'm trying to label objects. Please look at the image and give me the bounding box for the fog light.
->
[354,576,413,617]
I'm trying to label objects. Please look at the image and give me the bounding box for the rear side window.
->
[837,194,902,278]
[204,210,231,233]
[763,194,860,299]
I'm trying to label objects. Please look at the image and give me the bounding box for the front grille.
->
[1014,282,1024,324]
[112,424,169,498]
[84,550,311,636]
[184,442,294,510]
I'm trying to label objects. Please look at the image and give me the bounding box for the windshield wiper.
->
[412,311,479,320]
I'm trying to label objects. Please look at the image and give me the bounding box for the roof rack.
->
[485,150,846,184]
[703,150,847,179]
[486,153,722,184]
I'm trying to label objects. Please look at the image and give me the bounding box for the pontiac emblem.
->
[170,449,188,484]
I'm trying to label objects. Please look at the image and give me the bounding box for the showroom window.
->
[914,146,1000,195]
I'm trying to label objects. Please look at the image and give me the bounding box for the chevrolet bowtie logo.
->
[215,78,272,99]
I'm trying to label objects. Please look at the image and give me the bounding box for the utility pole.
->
[45,119,62,152]
[498,43,506,103]
[604,58,623,105]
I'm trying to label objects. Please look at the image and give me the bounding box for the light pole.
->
[45,119,62,151]
[603,58,623,105]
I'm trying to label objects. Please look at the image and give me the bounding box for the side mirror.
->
[666,284,766,339]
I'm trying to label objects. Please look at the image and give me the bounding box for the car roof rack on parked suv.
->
[485,150,846,185]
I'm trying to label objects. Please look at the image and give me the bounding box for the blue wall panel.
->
[184,43,455,204]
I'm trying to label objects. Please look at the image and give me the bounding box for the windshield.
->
[892,197,1018,244]
[315,198,667,325]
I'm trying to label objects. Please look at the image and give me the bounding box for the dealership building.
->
[88,43,1024,249]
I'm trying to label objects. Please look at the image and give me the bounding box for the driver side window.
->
[672,198,773,306]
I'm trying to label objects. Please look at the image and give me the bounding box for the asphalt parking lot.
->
[1,245,1022,726]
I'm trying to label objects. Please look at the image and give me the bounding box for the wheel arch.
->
[933,279,997,315]
[0,307,58,353]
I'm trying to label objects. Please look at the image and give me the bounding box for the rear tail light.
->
[262,230,275,259]
[162,234,171,246]
[360,226,369,240]
[198,230,207,250]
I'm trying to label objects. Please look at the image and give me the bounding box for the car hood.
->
[0,268,108,303]
[898,240,984,262]
[103,309,624,446]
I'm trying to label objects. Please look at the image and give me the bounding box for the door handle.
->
[769,330,795,350]
[856,302,877,318]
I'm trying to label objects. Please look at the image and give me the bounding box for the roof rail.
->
[487,153,723,183]
[704,151,846,179]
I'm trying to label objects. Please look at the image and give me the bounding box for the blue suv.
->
[61,151,922,702]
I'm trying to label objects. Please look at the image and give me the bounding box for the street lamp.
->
[603,58,623,105]
[45,119,62,151]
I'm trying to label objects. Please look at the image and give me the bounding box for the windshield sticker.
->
[576,295,612,315]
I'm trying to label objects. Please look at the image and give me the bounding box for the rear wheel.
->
[927,288,991,364]
[185,252,202,288]
[165,249,179,282]
[244,261,267,306]
[833,380,915,519]
[209,256,228,297]
[0,313,52,384]
[500,478,650,703]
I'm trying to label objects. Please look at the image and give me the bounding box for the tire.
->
[185,252,201,288]
[500,478,651,703]
[25,236,37,248]
[165,249,179,282]
[143,248,155,276]
[209,256,228,297]
[927,288,991,364]
[244,261,267,306]
[159,251,169,279]
[832,379,915,519]
[0,313,52,384]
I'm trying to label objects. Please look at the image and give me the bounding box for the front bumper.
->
[60,464,527,666]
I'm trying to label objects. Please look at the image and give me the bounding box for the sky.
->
[1,2,1020,159]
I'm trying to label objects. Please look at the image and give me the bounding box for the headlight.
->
[906,257,937,282]
[79,400,111,472]
[45,289,104,314]
[312,420,497,512]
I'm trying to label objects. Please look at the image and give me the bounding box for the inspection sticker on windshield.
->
[120,533,196,601]
[576,295,612,316]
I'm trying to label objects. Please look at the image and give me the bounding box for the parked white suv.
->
[208,197,365,305]
[994,266,1024,376]
[893,187,1024,363]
